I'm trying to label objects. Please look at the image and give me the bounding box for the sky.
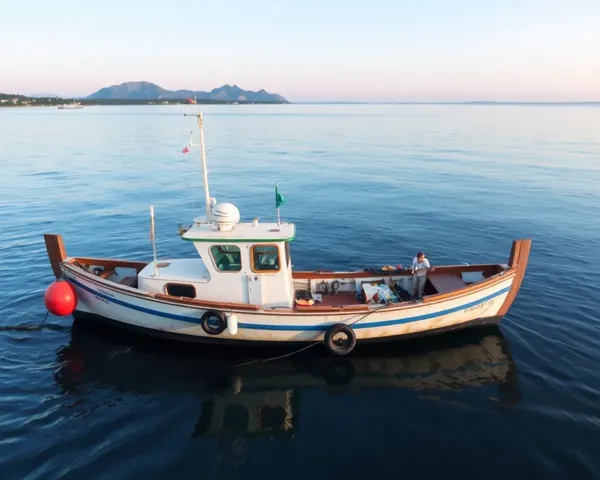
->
[2,0,600,102]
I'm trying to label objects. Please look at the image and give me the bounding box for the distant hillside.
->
[29,92,59,98]
[87,82,168,100]
[87,81,289,103]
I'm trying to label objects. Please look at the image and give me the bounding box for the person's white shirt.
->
[412,257,430,276]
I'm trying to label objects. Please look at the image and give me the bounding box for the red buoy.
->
[44,280,77,316]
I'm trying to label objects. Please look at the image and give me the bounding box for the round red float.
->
[44,280,77,316]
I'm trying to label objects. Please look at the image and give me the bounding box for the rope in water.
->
[228,302,389,369]
[0,310,50,331]
[229,342,321,369]
[0,271,69,331]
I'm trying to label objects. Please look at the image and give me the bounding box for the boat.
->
[57,102,83,109]
[42,112,531,355]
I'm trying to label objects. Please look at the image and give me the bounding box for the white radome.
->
[211,202,240,231]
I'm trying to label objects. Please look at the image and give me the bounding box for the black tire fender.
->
[324,323,357,355]
[200,310,227,335]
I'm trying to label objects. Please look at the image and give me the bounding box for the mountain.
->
[87,82,288,103]
[87,81,168,100]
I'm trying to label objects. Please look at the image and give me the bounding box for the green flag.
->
[275,184,286,208]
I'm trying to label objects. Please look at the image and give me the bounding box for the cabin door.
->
[246,274,264,306]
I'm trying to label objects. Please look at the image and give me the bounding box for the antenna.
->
[149,205,159,277]
[184,112,211,223]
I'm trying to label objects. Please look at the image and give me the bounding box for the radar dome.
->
[212,203,240,231]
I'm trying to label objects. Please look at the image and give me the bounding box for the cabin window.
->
[165,283,196,298]
[210,245,242,272]
[251,245,280,272]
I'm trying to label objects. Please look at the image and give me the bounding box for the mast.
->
[185,112,211,222]
[198,113,211,222]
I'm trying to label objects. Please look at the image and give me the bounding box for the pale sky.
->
[2,0,599,102]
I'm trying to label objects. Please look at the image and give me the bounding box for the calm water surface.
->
[0,104,599,479]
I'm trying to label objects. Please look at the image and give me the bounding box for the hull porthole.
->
[324,323,356,356]
[201,310,227,335]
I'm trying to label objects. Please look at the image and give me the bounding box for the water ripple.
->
[1,105,600,478]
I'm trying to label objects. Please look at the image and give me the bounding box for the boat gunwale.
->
[60,258,517,316]
[291,263,505,280]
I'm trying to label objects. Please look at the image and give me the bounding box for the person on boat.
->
[411,252,432,300]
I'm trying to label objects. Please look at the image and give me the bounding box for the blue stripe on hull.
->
[68,276,510,332]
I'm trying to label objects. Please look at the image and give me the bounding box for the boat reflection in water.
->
[55,320,521,439]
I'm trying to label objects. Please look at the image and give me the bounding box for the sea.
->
[0,104,599,479]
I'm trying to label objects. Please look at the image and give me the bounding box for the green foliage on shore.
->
[0,93,285,107]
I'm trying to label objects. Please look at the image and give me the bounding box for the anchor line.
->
[228,342,321,369]
[228,303,389,369]
[0,310,50,331]
[35,310,50,329]
[0,271,68,331]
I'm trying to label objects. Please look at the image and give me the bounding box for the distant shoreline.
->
[0,102,288,108]
[0,97,288,107]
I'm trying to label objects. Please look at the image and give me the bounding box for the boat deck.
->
[54,239,510,313]
[427,273,467,294]
[120,276,138,288]
[315,292,363,307]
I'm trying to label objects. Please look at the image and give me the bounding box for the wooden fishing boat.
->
[43,112,531,355]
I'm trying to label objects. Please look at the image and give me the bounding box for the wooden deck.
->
[294,291,369,312]
[317,292,362,307]
[428,273,467,294]
[119,276,138,288]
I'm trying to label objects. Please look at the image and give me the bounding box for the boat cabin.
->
[137,202,297,308]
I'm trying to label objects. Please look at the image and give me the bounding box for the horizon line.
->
[294,100,600,105]
[3,91,600,105]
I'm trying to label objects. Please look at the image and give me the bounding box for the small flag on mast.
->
[275,184,286,208]
[181,131,193,153]
[275,184,285,225]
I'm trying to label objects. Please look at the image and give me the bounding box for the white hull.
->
[62,264,515,344]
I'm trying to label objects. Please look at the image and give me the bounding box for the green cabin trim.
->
[182,235,296,243]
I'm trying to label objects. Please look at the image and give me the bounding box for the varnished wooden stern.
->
[497,239,532,316]
[44,233,67,279]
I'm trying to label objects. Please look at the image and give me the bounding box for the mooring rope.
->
[0,271,71,331]
[228,341,321,369]
[228,302,390,369]
[0,310,51,331]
